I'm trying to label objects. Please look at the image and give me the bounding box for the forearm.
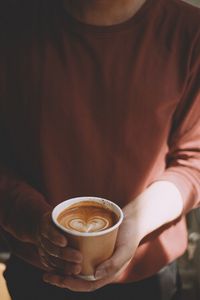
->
[123,180,183,242]
[158,166,200,213]
[119,216,187,282]
[0,170,51,244]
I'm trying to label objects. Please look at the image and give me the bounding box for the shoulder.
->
[162,0,200,20]
[158,0,200,70]
[160,0,200,36]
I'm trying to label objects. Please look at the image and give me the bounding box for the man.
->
[0,0,200,299]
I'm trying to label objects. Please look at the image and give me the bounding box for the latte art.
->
[57,201,118,233]
[64,216,110,232]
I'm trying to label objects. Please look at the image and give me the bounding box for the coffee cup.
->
[52,196,123,281]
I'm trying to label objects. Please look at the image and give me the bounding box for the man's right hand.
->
[36,212,83,276]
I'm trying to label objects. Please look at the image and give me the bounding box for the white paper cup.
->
[52,196,123,280]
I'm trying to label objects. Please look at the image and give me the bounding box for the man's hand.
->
[42,208,140,291]
[36,212,83,276]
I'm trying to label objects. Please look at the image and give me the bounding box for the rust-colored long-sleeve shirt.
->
[0,0,200,282]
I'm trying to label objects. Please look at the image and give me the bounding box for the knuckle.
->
[41,225,67,248]
[41,238,61,258]
[42,252,59,268]
[40,256,48,267]
[49,259,58,268]
[47,246,59,258]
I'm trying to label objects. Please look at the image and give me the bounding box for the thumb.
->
[95,245,133,280]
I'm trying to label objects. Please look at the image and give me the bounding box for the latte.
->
[57,201,118,233]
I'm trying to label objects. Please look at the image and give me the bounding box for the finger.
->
[95,244,133,280]
[40,213,67,247]
[40,256,54,271]
[40,237,82,263]
[62,263,82,276]
[38,247,55,269]
[43,273,104,292]
[38,248,54,271]
[39,250,82,275]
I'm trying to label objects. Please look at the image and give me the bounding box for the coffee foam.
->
[57,201,118,233]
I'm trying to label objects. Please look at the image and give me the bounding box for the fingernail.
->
[95,268,106,280]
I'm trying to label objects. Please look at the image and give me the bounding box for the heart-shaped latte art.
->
[57,202,118,233]
[68,216,110,232]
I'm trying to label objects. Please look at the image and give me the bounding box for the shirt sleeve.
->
[121,34,200,282]
[0,30,51,244]
[158,50,200,213]
[0,123,51,243]
[0,168,51,244]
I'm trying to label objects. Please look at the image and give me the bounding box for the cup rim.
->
[52,196,124,237]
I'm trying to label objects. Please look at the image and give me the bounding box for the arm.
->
[0,166,51,244]
[101,53,200,283]
[0,160,84,275]
[158,68,200,214]
[100,50,200,283]
[43,39,200,291]
[0,36,51,244]
[0,120,83,274]
[122,181,183,240]
[0,44,82,276]
[93,181,185,282]
[125,53,200,282]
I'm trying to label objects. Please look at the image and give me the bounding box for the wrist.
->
[123,181,183,240]
[122,205,146,243]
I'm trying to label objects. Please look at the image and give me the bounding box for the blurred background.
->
[0,0,200,299]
